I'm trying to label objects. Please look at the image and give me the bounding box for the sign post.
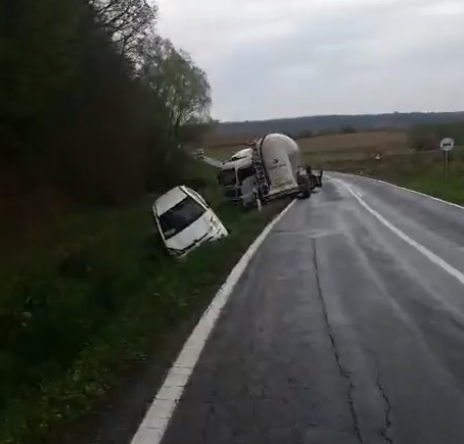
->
[440,137,455,181]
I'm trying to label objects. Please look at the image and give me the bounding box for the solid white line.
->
[130,199,297,444]
[337,179,464,287]
[343,173,464,212]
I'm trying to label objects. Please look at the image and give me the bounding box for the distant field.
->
[299,131,408,153]
[204,144,246,161]
[204,131,411,163]
[205,133,256,149]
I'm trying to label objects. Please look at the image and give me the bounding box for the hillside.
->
[212,112,464,140]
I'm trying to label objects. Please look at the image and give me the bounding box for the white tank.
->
[258,133,300,194]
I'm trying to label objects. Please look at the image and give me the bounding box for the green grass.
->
[0,161,289,444]
[327,149,464,205]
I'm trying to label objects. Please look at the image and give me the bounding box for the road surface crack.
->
[312,240,363,443]
[373,356,394,444]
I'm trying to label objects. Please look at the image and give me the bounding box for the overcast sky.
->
[155,0,464,121]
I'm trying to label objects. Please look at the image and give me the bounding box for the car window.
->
[237,166,255,182]
[188,189,209,208]
[219,168,237,186]
[158,195,207,239]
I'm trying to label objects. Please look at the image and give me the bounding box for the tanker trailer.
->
[251,133,310,200]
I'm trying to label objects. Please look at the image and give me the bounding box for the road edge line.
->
[336,179,464,287]
[130,198,297,444]
[343,172,464,211]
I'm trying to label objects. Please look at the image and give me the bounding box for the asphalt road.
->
[159,174,464,444]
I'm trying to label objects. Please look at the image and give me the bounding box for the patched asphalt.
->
[159,175,464,444]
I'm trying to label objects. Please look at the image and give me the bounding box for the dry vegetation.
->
[204,133,256,148]
[204,131,411,163]
[299,131,408,153]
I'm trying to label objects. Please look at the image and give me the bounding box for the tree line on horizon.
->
[203,112,464,153]
[211,112,464,140]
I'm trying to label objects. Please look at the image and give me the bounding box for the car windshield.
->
[219,168,237,186]
[158,195,206,240]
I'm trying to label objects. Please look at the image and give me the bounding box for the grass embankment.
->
[327,149,464,204]
[0,161,289,444]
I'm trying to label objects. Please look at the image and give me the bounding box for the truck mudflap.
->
[309,171,323,190]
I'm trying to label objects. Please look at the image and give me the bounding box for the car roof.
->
[154,185,191,215]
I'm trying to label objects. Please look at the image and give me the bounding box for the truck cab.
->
[217,151,257,207]
[217,133,314,206]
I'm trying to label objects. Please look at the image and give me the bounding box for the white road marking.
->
[130,199,297,444]
[274,229,339,239]
[337,179,464,287]
[343,173,464,212]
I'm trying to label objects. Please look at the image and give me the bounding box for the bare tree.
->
[90,0,156,58]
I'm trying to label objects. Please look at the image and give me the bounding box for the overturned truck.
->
[217,133,315,208]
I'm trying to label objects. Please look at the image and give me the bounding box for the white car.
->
[153,185,228,258]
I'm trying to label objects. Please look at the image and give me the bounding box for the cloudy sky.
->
[155,0,464,121]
